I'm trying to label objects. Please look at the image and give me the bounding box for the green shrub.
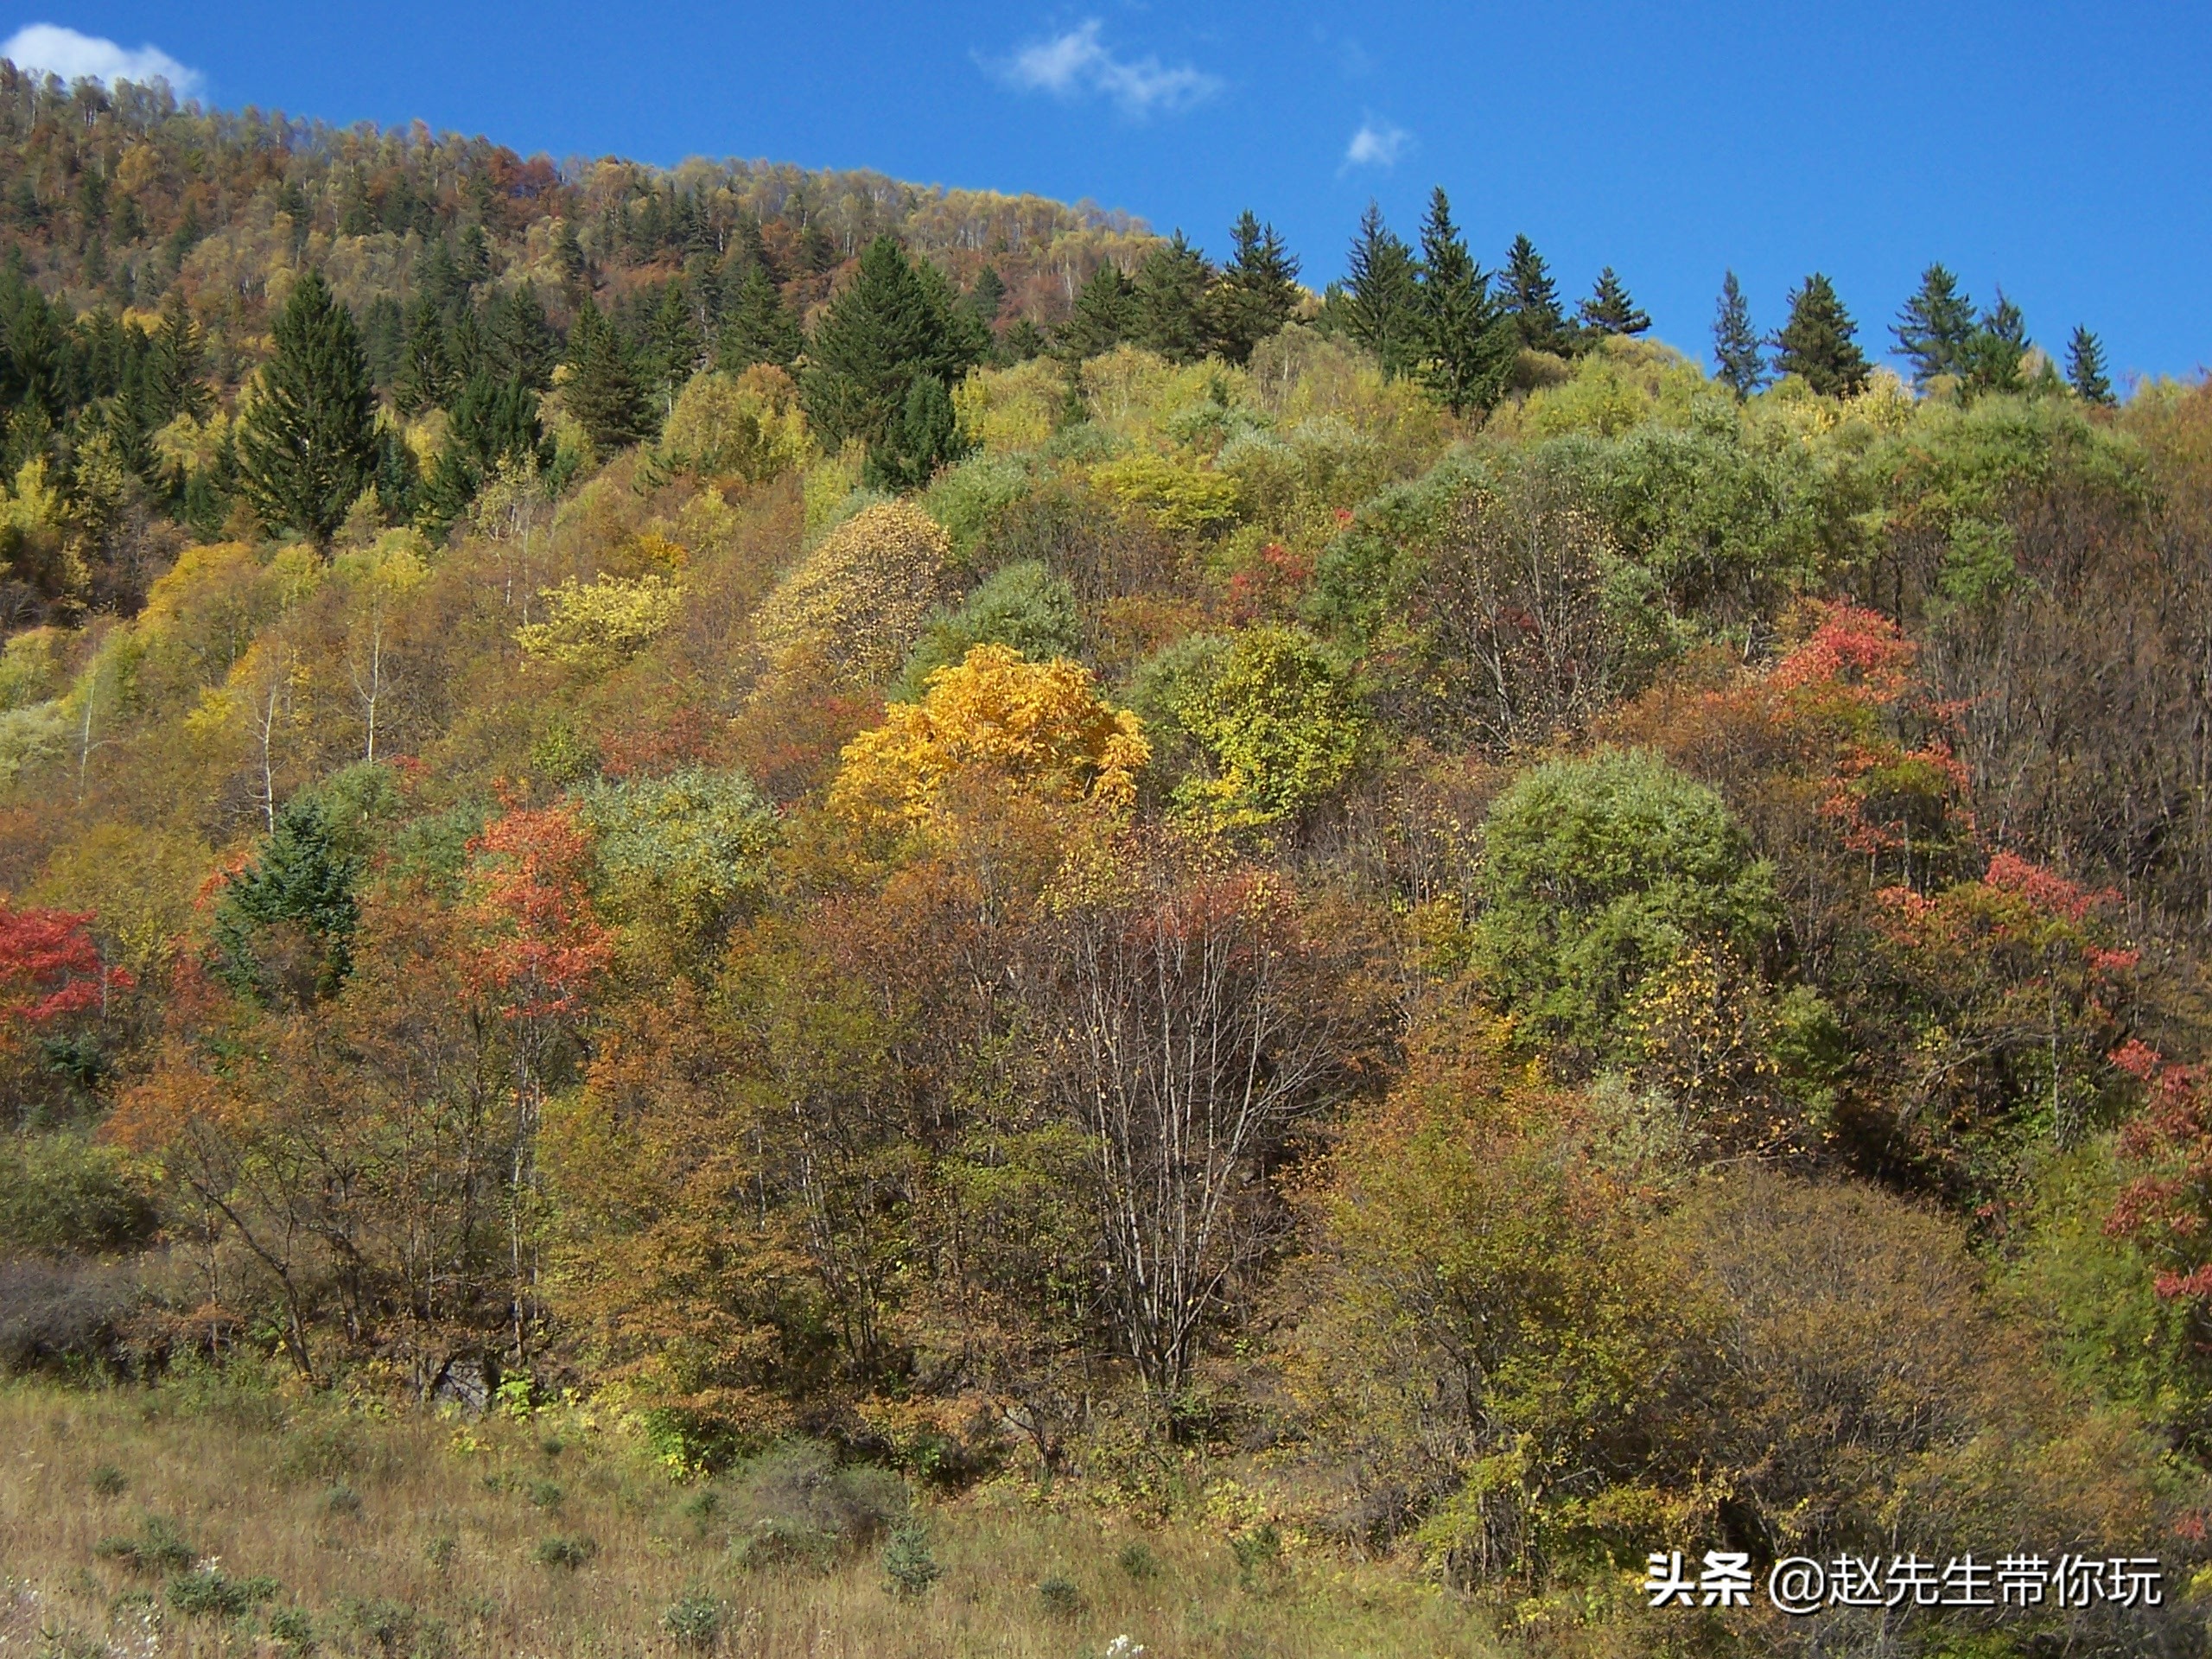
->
[92,1515,194,1573]
[1117,1541,1160,1580]
[661,1589,722,1650]
[1037,1573,1083,1618]
[322,1482,362,1517]
[881,1516,941,1599]
[87,1463,126,1497]
[165,1568,280,1618]
[266,1605,316,1654]
[533,1534,596,1570]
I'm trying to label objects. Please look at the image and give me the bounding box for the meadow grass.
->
[0,1375,1504,1658]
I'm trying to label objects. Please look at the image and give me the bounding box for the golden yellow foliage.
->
[1088,450,1242,536]
[753,500,950,688]
[661,366,813,485]
[830,643,1148,832]
[953,356,1063,452]
[517,573,683,672]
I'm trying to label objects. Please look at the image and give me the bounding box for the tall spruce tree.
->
[1343,202,1421,379]
[1058,261,1137,362]
[1712,270,1766,399]
[1576,266,1650,339]
[391,296,456,415]
[238,268,379,546]
[801,235,983,460]
[1130,233,1214,364]
[1500,233,1570,357]
[148,286,210,423]
[715,264,802,372]
[563,299,652,454]
[1414,188,1512,416]
[1208,210,1300,365]
[1960,292,2028,396]
[965,265,1007,330]
[1892,264,1977,388]
[489,281,561,391]
[1773,273,1870,397]
[2066,325,2115,406]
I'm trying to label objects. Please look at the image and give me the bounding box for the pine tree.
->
[715,264,803,372]
[1414,188,1513,416]
[1343,202,1421,379]
[552,218,588,286]
[211,795,361,1007]
[965,265,1007,329]
[392,297,456,415]
[801,235,984,454]
[238,269,379,546]
[1057,261,1137,362]
[563,299,652,455]
[489,281,561,390]
[639,280,705,404]
[2066,325,2114,406]
[1773,273,1870,397]
[450,371,550,474]
[1576,266,1650,339]
[1959,291,2027,396]
[1712,270,1766,398]
[1891,264,1977,389]
[1130,232,1214,365]
[148,287,210,423]
[1208,210,1300,365]
[865,372,967,492]
[1500,233,1569,357]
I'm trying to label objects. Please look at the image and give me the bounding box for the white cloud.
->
[1342,118,1412,171]
[988,20,1219,118]
[2,23,202,95]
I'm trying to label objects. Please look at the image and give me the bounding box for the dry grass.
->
[0,1374,1502,1658]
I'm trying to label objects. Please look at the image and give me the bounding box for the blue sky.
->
[10,3,2209,385]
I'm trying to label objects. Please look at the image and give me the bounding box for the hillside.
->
[3,64,2212,1659]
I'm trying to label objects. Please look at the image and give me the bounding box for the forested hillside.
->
[4,63,2212,1659]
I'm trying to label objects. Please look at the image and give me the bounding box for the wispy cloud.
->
[986,20,1220,118]
[1341,118,1412,172]
[2,23,202,95]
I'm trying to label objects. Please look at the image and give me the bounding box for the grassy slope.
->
[0,1379,1501,1659]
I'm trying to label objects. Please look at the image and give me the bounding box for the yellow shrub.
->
[661,365,813,485]
[831,643,1148,833]
[1089,450,1242,536]
[953,357,1063,452]
[753,500,950,688]
[517,573,683,672]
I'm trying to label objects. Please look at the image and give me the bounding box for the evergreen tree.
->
[715,264,802,372]
[489,281,561,390]
[415,235,467,312]
[1712,270,1766,398]
[1576,266,1650,339]
[1130,233,1214,364]
[552,218,588,285]
[1414,188,1513,416]
[1959,291,2027,396]
[372,423,419,522]
[359,294,406,388]
[238,269,379,546]
[449,371,550,474]
[1500,233,1570,357]
[445,306,486,385]
[1208,210,1300,365]
[914,257,993,372]
[392,297,456,415]
[866,372,967,492]
[1343,202,1421,379]
[563,299,652,454]
[801,235,983,453]
[995,316,1046,365]
[639,279,704,404]
[2066,325,2114,406]
[1057,261,1137,362]
[965,265,1007,329]
[1891,263,1977,388]
[211,796,362,1007]
[147,287,210,424]
[1773,272,1870,397]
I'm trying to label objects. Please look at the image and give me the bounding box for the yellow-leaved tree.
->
[830,643,1148,836]
[516,572,683,673]
[752,499,950,689]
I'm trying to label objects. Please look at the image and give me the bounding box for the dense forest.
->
[3,62,2212,1659]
